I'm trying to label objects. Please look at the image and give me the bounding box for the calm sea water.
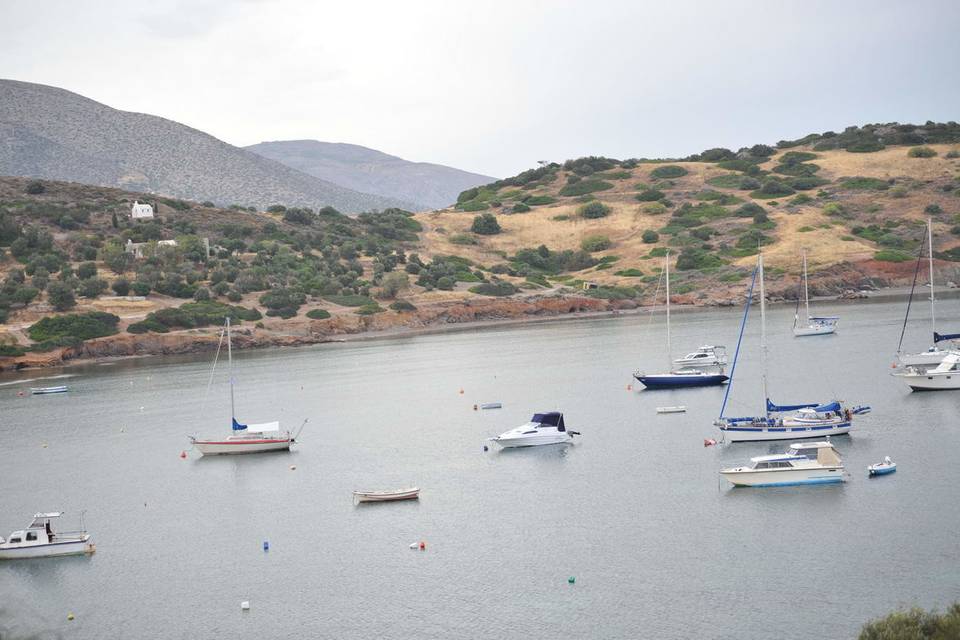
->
[1,298,959,639]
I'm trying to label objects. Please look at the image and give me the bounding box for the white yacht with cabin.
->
[720,441,845,487]
[893,352,960,391]
[0,512,95,559]
[673,345,727,368]
[489,412,579,448]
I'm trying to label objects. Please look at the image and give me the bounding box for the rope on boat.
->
[197,327,227,428]
[896,231,927,355]
[718,262,759,420]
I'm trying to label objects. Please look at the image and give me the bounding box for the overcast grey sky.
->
[1,0,958,177]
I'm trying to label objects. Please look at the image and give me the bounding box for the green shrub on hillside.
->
[675,248,722,270]
[471,213,502,235]
[787,176,829,190]
[908,146,938,158]
[845,140,885,153]
[581,235,612,252]
[389,300,417,312]
[469,281,517,296]
[306,309,332,320]
[750,180,795,199]
[650,165,688,179]
[559,179,614,197]
[642,229,660,244]
[578,202,611,219]
[324,294,375,307]
[128,301,261,333]
[873,249,913,262]
[524,195,557,206]
[858,601,960,640]
[774,162,820,176]
[636,189,665,202]
[706,174,748,189]
[614,268,643,277]
[641,202,667,215]
[510,245,597,275]
[46,281,76,311]
[648,247,668,257]
[594,170,632,180]
[512,203,531,213]
[459,200,488,212]
[29,311,120,342]
[842,176,889,190]
[450,233,478,245]
[25,181,46,195]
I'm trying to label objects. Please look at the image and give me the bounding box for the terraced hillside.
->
[415,123,960,303]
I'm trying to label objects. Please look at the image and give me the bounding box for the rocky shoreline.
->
[2,284,957,374]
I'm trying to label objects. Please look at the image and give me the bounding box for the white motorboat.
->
[868,457,897,477]
[656,406,687,414]
[673,346,727,368]
[893,352,960,391]
[353,488,420,503]
[793,249,838,336]
[189,318,304,455]
[489,412,579,448]
[0,512,95,560]
[896,219,959,368]
[720,441,845,487]
[716,254,868,442]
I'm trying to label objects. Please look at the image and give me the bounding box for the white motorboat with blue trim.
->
[0,512,95,560]
[489,412,579,448]
[793,249,838,336]
[893,351,960,391]
[715,254,869,442]
[868,457,897,477]
[189,318,304,455]
[720,441,845,487]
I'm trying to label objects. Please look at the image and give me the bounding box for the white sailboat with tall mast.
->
[896,218,959,368]
[793,249,838,336]
[189,317,303,455]
[716,254,869,442]
[633,252,728,388]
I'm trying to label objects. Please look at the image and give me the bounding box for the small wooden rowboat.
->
[656,406,686,414]
[353,487,420,503]
[31,386,69,395]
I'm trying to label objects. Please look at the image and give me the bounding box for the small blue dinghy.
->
[868,457,896,477]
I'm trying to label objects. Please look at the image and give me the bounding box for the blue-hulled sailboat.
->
[634,252,728,389]
[714,254,869,442]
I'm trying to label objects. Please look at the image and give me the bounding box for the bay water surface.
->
[1,298,958,639]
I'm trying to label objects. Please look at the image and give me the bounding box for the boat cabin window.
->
[26,531,37,541]
[9,537,20,544]
[754,462,771,469]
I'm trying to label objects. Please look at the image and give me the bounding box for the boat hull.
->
[719,421,851,442]
[354,489,420,503]
[721,467,844,487]
[0,536,93,559]
[896,374,960,391]
[793,325,836,337]
[868,465,897,476]
[192,439,292,455]
[634,373,728,389]
[31,386,69,395]
[491,433,572,448]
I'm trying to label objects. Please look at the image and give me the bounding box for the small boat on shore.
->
[31,386,69,395]
[868,457,897,477]
[720,441,846,487]
[0,512,95,560]
[353,488,420,503]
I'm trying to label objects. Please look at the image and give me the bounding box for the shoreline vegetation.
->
[1,286,955,373]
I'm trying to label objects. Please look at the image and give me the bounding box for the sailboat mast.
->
[759,254,769,416]
[227,317,235,422]
[928,218,936,340]
[665,252,671,367]
[802,249,810,321]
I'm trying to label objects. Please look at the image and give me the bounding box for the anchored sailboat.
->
[793,249,838,336]
[189,317,305,455]
[896,218,959,368]
[715,254,869,442]
[634,252,728,389]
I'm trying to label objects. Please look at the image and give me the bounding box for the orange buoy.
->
[419,541,426,550]
[458,388,464,395]
[626,384,632,391]
[179,450,187,459]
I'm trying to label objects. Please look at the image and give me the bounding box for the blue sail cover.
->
[934,332,960,343]
[232,418,248,431]
[766,399,818,412]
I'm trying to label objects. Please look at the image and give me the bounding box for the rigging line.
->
[638,266,665,341]
[199,326,226,419]
[896,231,927,354]
[719,261,759,419]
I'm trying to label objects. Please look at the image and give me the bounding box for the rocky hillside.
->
[0,80,414,213]
[246,140,495,210]
[415,122,960,303]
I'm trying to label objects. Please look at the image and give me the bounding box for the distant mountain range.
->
[0,79,479,213]
[245,140,495,210]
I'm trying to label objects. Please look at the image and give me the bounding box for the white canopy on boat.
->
[931,352,960,372]
[246,422,281,434]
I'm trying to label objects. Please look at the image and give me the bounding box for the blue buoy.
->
[263,541,269,551]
